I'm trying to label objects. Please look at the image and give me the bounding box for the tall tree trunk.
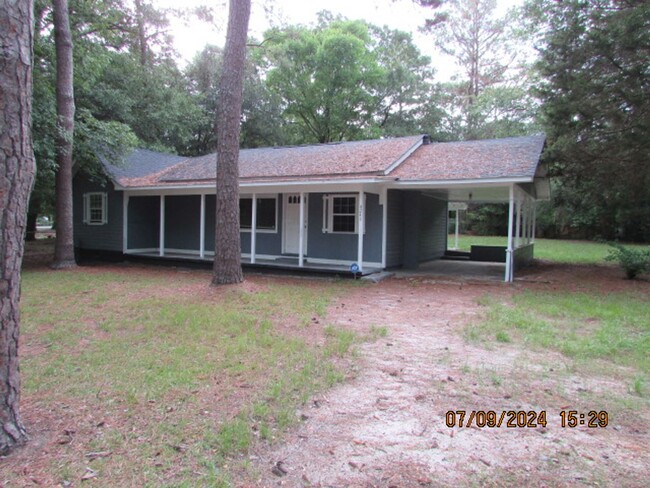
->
[134,0,148,66]
[211,0,251,285]
[51,0,76,269]
[0,0,35,455]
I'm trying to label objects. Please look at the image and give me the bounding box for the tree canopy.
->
[530,0,650,241]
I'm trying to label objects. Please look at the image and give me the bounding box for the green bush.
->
[605,243,650,279]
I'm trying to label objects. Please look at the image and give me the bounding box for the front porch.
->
[123,249,382,276]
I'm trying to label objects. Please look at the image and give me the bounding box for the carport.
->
[388,135,550,282]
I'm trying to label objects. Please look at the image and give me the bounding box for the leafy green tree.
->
[262,19,384,143]
[424,0,538,140]
[370,26,435,137]
[184,44,285,154]
[530,0,650,241]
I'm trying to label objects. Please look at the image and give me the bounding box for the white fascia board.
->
[383,137,425,175]
[389,177,533,188]
[121,178,392,195]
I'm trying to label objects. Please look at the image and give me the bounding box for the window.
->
[323,194,363,234]
[240,197,277,231]
[83,192,108,225]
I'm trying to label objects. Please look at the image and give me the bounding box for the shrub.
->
[605,243,650,279]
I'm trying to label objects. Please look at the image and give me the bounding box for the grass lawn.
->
[13,263,365,486]
[448,234,648,264]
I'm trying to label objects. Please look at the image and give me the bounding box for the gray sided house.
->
[73,134,549,281]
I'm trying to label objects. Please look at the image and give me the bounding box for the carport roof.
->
[390,135,546,182]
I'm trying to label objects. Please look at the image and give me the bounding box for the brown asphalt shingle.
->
[390,135,546,181]
[110,134,545,188]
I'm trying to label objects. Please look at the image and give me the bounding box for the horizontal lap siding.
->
[418,195,447,261]
[307,192,382,263]
[386,190,404,268]
[128,196,159,249]
[388,190,448,268]
[73,175,123,252]
[165,195,201,250]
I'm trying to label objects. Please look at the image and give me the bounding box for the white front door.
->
[283,194,307,254]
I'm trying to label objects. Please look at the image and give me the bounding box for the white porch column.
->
[122,193,129,253]
[515,193,522,248]
[522,199,529,244]
[454,210,460,250]
[298,192,305,267]
[381,187,388,268]
[532,201,537,243]
[251,194,257,264]
[199,194,206,259]
[505,185,515,282]
[357,191,365,272]
[159,195,165,256]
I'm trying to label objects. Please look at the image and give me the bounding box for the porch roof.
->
[108,135,424,188]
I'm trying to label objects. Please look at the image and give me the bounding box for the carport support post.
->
[123,193,129,253]
[454,210,460,250]
[159,195,165,257]
[251,194,257,264]
[357,191,364,272]
[199,194,206,259]
[532,202,537,242]
[505,185,515,282]
[298,192,305,267]
[522,199,529,244]
[515,194,522,248]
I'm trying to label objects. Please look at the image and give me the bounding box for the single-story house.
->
[73,134,549,281]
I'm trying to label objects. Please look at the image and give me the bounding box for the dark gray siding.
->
[128,196,159,249]
[418,194,447,261]
[73,174,123,252]
[386,190,404,268]
[389,190,448,268]
[165,195,201,250]
[306,192,382,263]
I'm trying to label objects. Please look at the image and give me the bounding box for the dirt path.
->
[247,276,650,487]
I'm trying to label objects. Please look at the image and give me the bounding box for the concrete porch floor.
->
[394,259,505,281]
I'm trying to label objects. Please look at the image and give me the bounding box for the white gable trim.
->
[383,136,425,175]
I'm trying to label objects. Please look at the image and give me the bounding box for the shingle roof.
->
[390,135,546,181]
[160,135,423,182]
[103,149,185,181]
[105,134,545,189]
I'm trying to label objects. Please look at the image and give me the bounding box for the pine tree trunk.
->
[0,0,35,455]
[51,0,76,269]
[211,0,251,285]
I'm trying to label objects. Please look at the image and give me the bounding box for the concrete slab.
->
[394,259,505,282]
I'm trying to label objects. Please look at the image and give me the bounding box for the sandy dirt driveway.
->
[246,268,650,487]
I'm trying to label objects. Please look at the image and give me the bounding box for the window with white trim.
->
[83,192,108,225]
[239,196,277,231]
[322,194,363,234]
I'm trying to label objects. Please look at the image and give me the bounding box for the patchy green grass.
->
[14,265,356,486]
[448,234,646,264]
[467,290,650,393]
